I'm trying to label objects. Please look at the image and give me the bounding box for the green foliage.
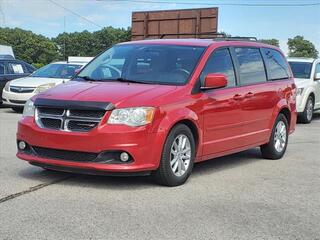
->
[0,27,59,65]
[53,27,131,60]
[0,26,131,65]
[288,36,318,58]
[259,39,280,47]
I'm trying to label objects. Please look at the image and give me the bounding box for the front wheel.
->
[152,124,195,186]
[298,96,314,124]
[260,113,289,160]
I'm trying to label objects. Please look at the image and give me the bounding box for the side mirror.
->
[201,73,228,90]
[74,68,81,75]
[315,73,320,80]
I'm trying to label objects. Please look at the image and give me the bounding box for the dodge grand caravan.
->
[17,39,297,186]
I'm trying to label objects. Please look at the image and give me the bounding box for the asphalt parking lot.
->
[0,106,319,240]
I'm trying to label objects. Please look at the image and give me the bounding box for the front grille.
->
[10,86,35,93]
[9,99,26,104]
[32,146,98,162]
[35,107,106,132]
[41,118,61,130]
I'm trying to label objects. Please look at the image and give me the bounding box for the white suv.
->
[288,58,320,123]
[2,57,92,112]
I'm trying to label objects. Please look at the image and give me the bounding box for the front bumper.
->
[296,94,306,113]
[2,89,34,107]
[17,116,165,173]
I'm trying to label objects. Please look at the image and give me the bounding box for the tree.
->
[0,27,59,65]
[53,27,131,59]
[259,39,279,47]
[288,35,318,58]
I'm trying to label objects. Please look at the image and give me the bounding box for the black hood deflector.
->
[34,98,115,111]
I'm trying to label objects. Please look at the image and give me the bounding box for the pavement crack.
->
[0,175,73,204]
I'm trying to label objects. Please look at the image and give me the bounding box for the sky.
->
[0,0,319,55]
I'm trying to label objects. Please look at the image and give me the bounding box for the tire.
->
[11,107,23,113]
[260,113,289,160]
[298,95,314,124]
[152,124,195,187]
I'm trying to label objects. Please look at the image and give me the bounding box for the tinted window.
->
[32,63,82,79]
[315,63,320,74]
[78,44,205,85]
[24,63,36,73]
[200,48,236,87]
[8,62,25,74]
[235,47,267,85]
[262,48,289,80]
[0,63,5,75]
[288,62,312,79]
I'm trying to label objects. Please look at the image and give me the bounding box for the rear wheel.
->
[298,96,314,124]
[152,124,195,186]
[260,113,289,160]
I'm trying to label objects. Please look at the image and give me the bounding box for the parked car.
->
[0,55,36,106]
[287,58,320,123]
[2,58,92,112]
[16,39,297,186]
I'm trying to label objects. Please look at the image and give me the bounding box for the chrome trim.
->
[35,107,104,132]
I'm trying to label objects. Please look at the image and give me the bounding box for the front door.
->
[201,48,245,156]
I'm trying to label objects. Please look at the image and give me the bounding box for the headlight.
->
[22,99,35,117]
[4,81,11,92]
[296,88,304,96]
[35,83,56,93]
[108,107,155,127]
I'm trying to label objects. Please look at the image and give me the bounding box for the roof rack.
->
[157,33,257,42]
[215,36,258,41]
[159,32,227,39]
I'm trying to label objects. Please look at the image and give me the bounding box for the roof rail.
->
[215,36,258,41]
[159,32,227,39]
[149,33,257,42]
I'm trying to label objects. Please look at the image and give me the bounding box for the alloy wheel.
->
[170,134,191,177]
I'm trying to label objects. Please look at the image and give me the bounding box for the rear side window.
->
[200,48,236,87]
[262,48,289,80]
[234,47,267,85]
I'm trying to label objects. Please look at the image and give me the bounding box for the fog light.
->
[18,141,26,150]
[120,152,129,162]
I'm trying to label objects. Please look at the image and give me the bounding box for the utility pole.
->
[63,16,66,61]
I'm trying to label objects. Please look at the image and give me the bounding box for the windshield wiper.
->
[114,77,151,84]
[76,75,98,81]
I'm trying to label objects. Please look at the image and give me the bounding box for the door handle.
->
[233,94,243,100]
[245,92,254,98]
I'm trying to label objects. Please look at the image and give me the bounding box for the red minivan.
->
[17,39,297,186]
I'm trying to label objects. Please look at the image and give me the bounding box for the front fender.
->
[150,105,203,160]
[296,88,315,112]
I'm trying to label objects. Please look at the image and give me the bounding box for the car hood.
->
[35,80,178,107]
[294,78,311,88]
[9,77,67,88]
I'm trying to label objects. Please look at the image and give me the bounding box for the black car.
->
[0,55,36,105]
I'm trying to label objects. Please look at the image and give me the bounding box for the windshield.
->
[289,62,312,79]
[77,44,205,85]
[32,63,82,79]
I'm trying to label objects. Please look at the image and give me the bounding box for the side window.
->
[24,63,35,73]
[234,47,267,85]
[200,48,236,87]
[315,63,320,74]
[8,62,25,74]
[262,48,289,80]
[0,63,6,75]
